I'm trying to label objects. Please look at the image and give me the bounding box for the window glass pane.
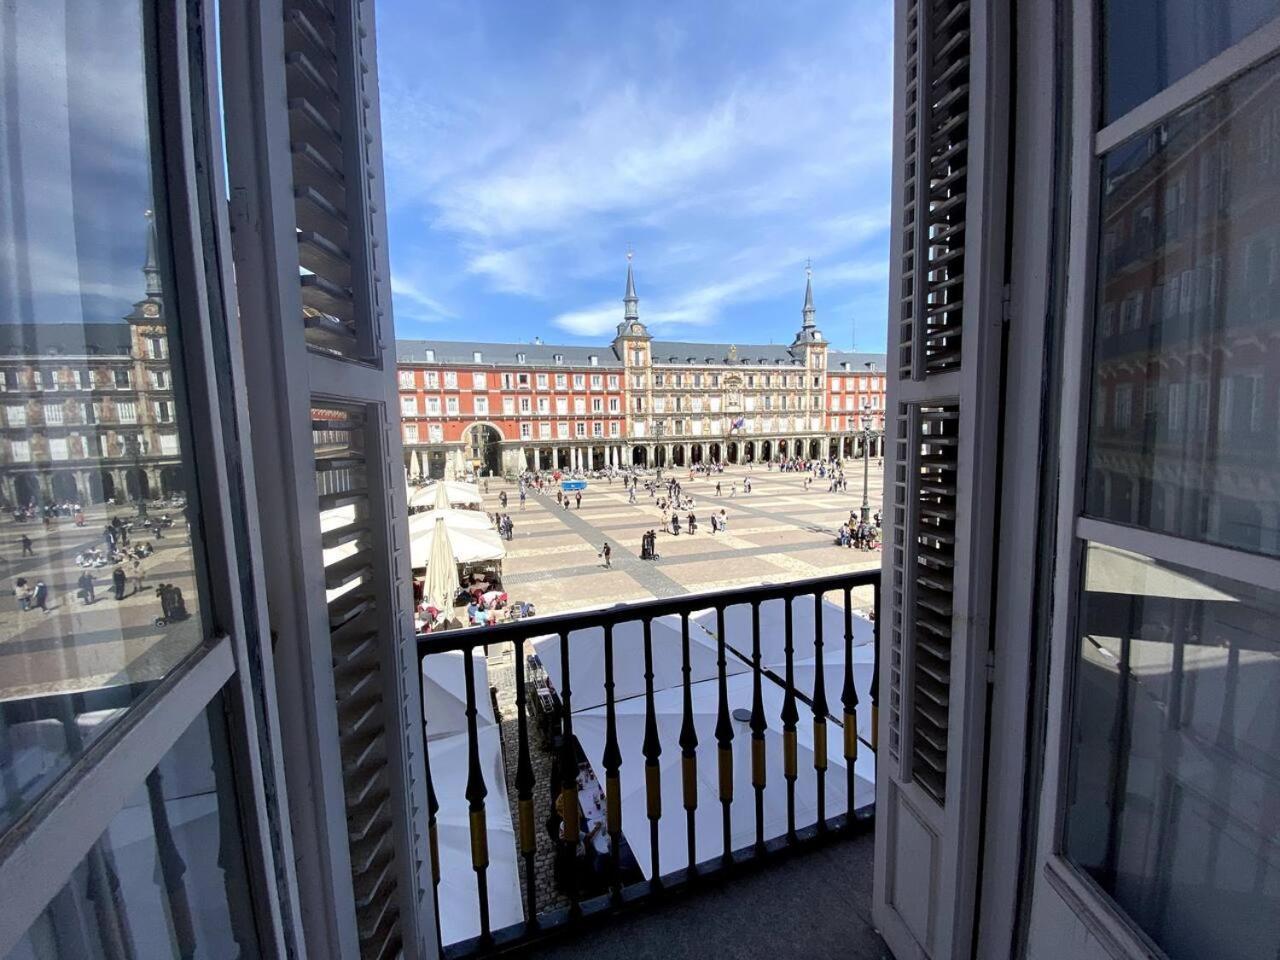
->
[0,0,207,835]
[5,688,260,959]
[1085,55,1280,556]
[1101,0,1280,123]
[1062,542,1280,960]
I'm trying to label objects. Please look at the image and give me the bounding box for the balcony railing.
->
[416,569,880,957]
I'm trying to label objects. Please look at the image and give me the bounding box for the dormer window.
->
[588,355,598,366]
[425,348,435,362]
[554,354,564,365]
[516,352,526,364]
[473,350,482,363]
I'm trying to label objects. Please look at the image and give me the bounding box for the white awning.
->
[422,650,497,741]
[573,672,876,880]
[410,513,504,567]
[531,615,748,713]
[428,727,524,945]
[410,480,484,509]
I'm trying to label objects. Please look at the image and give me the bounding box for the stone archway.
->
[125,467,150,502]
[809,438,822,459]
[160,466,185,499]
[778,439,789,458]
[761,440,773,461]
[465,423,503,477]
[632,446,648,467]
[13,474,39,506]
[655,446,668,469]
[843,436,854,457]
[726,441,738,464]
[673,446,685,467]
[50,471,78,502]
[95,469,116,503]
[745,440,755,463]
[709,442,721,463]
[690,444,703,464]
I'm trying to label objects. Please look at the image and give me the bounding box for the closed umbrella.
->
[423,515,459,617]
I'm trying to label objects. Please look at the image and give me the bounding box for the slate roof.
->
[396,337,886,371]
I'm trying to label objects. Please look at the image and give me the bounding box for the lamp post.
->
[860,405,874,526]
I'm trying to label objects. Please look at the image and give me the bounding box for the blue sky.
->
[375,1,893,351]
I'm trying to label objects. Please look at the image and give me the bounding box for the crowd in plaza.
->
[5,499,191,621]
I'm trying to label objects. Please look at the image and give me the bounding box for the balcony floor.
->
[525,830,889,960]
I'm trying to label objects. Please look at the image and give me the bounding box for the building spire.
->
[143,209,162,298]
[623,248,639,321]
[801,259,815,330]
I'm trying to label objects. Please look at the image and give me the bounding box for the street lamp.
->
[860,404,874,526]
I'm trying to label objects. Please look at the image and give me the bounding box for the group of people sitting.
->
[74,541,153,569]
[836,517,882,550]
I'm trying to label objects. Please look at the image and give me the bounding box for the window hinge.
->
[1001,283,1013,326]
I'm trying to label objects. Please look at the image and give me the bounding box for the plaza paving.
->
[0,503,203,703]
[483,461,886,616]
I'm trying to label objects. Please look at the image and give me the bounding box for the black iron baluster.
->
[841,586,858,825]
[749,600,766,852]
[871,577,881,752]
[463,647,491,943]
[145,769,196,956]
[713,604,734,864]
[679,611,698,874]
[812,592,828,830]
[513,640,538,924]
[781,597,799,843]
[602,622,623,902]
[558,629,581,916]
[641,617,663,885]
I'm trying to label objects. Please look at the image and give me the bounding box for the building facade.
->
[0,215,184,508]
[397,262,887,478]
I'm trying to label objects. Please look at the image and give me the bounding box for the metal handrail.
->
[417,568,881,958]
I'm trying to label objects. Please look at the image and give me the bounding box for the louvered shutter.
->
[874,0,1006,957]
[222,1,432,958]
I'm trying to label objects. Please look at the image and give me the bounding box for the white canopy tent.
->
[692,598,876,721]
[409,480,484,510]
[530,615,748,713]
[409,516,504,569]
[573,672,875,880]
[428,727,524,946]
[422,650,497,741]
[409,507,493,534]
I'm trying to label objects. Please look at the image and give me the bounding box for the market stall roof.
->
[409,480,483,509]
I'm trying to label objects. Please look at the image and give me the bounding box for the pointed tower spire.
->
[143,209,162,298]
[623,249,639,321]
[801,258,816,330]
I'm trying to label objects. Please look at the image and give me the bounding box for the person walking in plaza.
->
[112,565,127,601]
[129,558,146,597]
[600,541,612,569]
[14,578,31,611]
[575,491,582,510]
[628,486,636,504]
[687,512,696,535]
[31,579,49,612]
[77,570,96,605]
[499,490,508,509]
[715,481,721,497]
[20,534,33,557]
[519,488,526,510]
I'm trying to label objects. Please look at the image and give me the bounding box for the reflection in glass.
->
[1086,53,1280,557]
[1063,542,1280,960]
[1101,0,1280,122]
[5,688,260,959]
[0,1,203,835]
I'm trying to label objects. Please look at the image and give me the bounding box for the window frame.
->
[0,3,293,955]
[1040,9,1280,960]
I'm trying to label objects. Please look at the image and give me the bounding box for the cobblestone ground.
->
[488,646,569,917]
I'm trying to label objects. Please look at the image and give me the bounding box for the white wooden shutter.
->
[875,0,1008,956]
[222,1,432,957]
